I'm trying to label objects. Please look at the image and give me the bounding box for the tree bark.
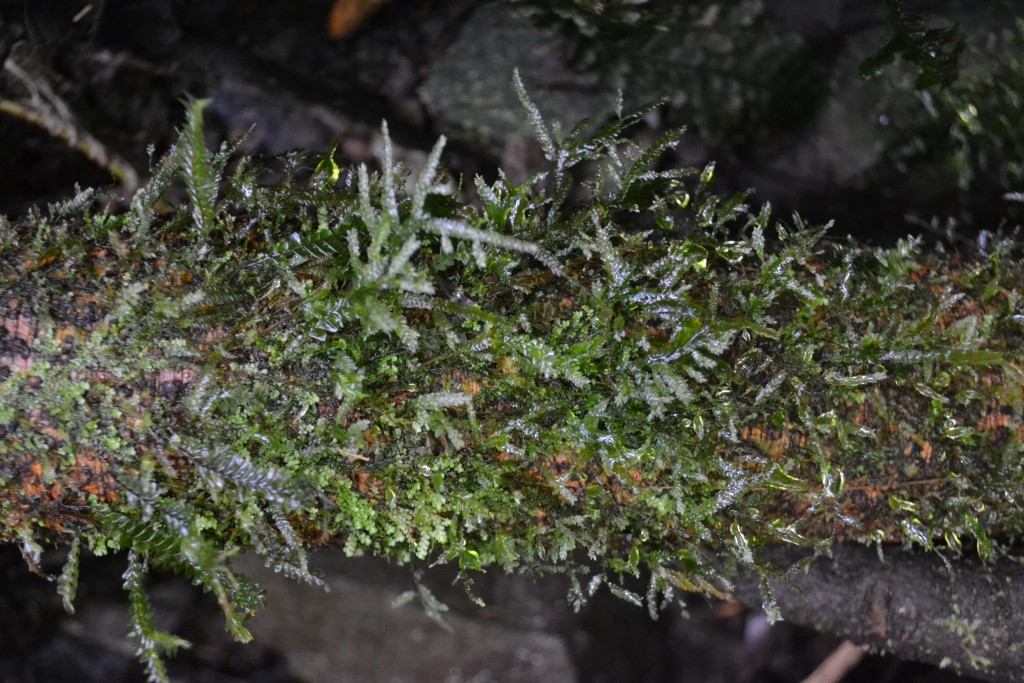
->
[734,543,1024,682]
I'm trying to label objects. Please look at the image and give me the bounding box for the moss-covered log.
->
[2,97,1023,680]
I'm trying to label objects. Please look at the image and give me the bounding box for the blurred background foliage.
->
[502,0,1022,240]
[1,0,1020,242]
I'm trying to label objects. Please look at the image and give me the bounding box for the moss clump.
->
[1,92,1022,680]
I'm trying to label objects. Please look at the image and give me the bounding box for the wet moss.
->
[1,95,1023,680]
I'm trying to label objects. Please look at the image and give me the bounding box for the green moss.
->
[1,94,1023,681]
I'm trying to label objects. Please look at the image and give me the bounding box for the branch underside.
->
[734,543,1024,682]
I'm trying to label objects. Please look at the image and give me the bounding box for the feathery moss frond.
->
[178,97,219,237]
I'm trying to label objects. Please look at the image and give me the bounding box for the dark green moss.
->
[2,95,1023,681]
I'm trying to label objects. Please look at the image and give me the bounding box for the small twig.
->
[1,56,140,193]
[801,640,867,683]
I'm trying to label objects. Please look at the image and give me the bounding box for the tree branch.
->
[733,543,1024,682]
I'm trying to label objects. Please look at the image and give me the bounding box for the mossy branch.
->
[1,90,1023,681]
